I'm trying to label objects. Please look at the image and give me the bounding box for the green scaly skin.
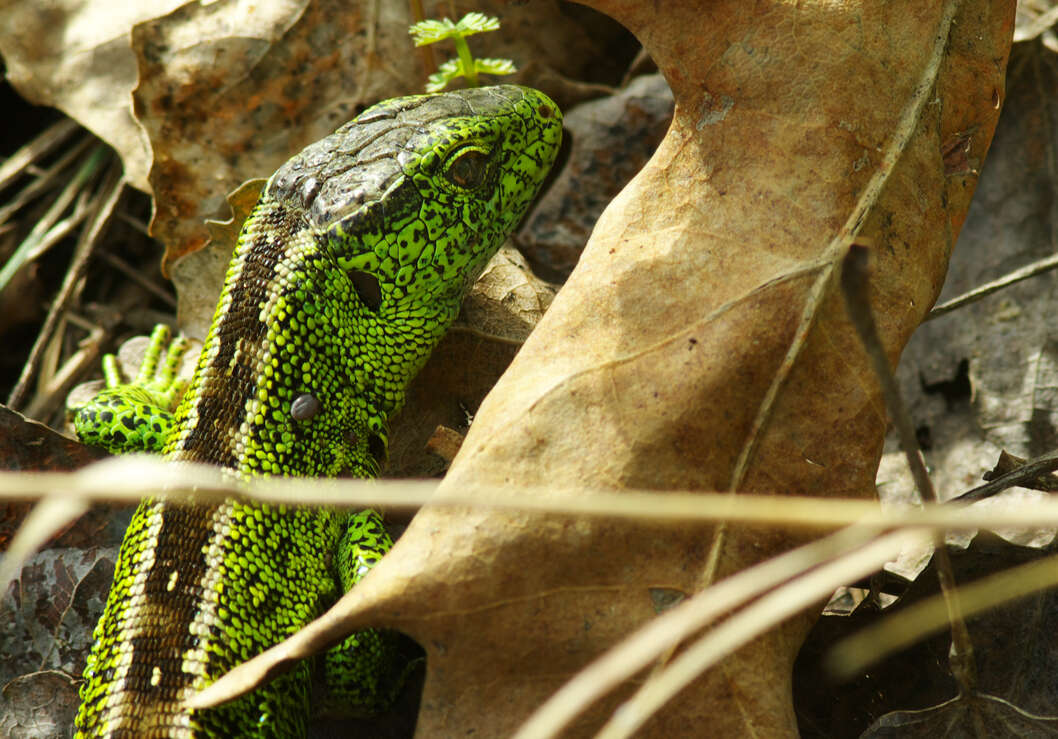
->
[72,85,562,737]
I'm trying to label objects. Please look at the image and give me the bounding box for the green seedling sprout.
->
[409,12,516,92]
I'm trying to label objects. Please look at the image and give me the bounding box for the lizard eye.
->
[445,148,488,188]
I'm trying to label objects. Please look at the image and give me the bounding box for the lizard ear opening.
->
[368,433,388,466]
[349,269,382,311]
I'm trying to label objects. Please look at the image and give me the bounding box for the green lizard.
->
[71,84,561,737]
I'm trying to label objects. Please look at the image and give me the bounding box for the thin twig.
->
[98,251,177,309]
[0,118,79,193]
[926,252,1058,320]
[114,210,151,237]
[0,145,107,292]
[23,191,93,263]
[13,458,1058,528]
[952,448,1058,503]
[23,322,106,421]
[8,161,125,409]
[0,134,96,227]
[841,243,978,698]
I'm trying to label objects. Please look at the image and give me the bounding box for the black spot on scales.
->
[180,203,303,466]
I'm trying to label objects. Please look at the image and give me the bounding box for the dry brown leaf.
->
[0,0,185,191]
[456,244,557,344]
[130,0,417,271]
[193,0,1016,736]
[382,2,1012,734]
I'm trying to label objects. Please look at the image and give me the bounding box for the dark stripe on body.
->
[138,207,316,714]
[178,202,304,466]
[124,503,216,710]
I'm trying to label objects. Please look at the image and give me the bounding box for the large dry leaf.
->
[198,0,1015,736]
[389,2,1013,732]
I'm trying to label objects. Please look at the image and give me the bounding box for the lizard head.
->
[270,84,563,316]
[171,87,561,478]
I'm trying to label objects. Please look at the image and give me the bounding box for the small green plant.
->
[408,11,516,92]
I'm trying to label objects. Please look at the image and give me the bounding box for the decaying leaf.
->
[135,0,631,272]
[0,406,131,738]
[0,670,83,739]
[797,532,1058,737]
[0,406,105,475]
[0,0,185,192]
[195,1,1016,736]
[862,693,1058,738]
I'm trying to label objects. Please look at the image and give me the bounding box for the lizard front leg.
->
[73,324,189,455]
